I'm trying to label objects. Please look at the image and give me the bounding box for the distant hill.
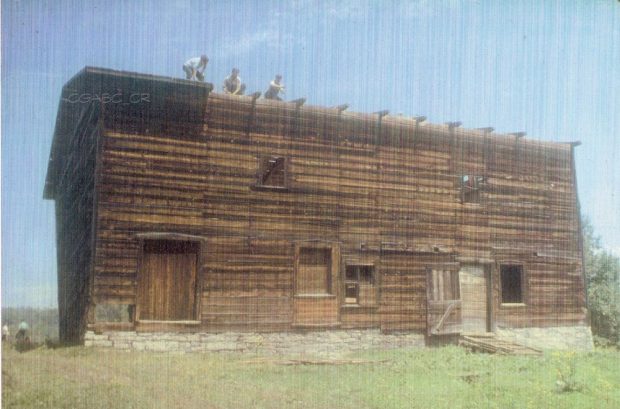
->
[2,307,59,342]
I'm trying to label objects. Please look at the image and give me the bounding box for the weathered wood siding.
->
[46,69,587,337]
[91,89,586,332]
[49,100,101,341]
[487,140,586,328]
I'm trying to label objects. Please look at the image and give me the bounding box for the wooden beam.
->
[291,98,306,108]
[245,92,261,136]
[374,110,389,118]
[250,91,261,101]
[476,127,494,133]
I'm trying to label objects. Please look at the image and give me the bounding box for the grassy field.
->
[2,343,619,409]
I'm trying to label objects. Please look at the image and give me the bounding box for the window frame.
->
[94,303,135,323]
[252,155,289,191]
[343,263,375,305]
[460,174,485,204]
[294,243,339,298]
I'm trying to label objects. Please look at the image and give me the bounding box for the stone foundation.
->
[85,325,595,354]
[84,329,426,357]
[495,325,594,351]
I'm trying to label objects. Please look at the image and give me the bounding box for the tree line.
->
[583,218,620,347]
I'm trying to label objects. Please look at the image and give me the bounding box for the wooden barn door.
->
[426,265,462,336]
[459,265,489,334]
[293,245,339,327]
[137,240,198,321]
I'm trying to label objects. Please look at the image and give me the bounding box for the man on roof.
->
[183,55,209,81]
[223,68,246,95]
[264,74,285,101]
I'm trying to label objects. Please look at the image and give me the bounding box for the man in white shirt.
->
[183,55,209,81]
[264,74,285,101]
[223,68,246,95]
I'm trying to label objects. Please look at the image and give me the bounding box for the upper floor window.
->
[254,156,288,190]
[460,175,485,203]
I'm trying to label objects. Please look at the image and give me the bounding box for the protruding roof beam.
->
[446,121,462,129]
[250,91,261,101]
[291,98,306,108]
[246,92,262,136]
[566,141,582,147]
[334,104,349,112]
[413,116,426,122]
[476,127,494,133]
[374,110,389,118]
[373,111,389,142]
[510,132,526,138]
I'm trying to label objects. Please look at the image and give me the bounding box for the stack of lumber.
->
[459,334,542,355]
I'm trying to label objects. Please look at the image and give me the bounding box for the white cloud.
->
[221,15,299,58]
[400,0,465,19]
[221,0,471,59]
[400,0,434,19]
[287,0,468,23]
[279,0,372,22]
[325,0,371,21]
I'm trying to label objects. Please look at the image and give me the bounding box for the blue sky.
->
[2,0,619,307]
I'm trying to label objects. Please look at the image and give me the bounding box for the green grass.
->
[2,343,619,409]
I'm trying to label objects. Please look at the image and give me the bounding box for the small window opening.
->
[359,266,373,283]
[345,283,358,304]
[500,265,524,304]
[95,304,134,323]
[256,156,288,189]
[461,175,485,203]
[344,264,375,304]
[345,266,357,281]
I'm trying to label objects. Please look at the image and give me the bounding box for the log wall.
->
[90,90,586,333]
[46,70,587,337]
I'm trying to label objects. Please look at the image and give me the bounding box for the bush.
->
[583,218,620,346]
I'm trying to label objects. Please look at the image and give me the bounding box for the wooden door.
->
[297,248,331,294]
[138,240,198,321]
[426,265,461,336]
[459,265,488,333]
[293,246,339,326]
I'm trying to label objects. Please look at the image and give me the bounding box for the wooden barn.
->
[44,68,590,347]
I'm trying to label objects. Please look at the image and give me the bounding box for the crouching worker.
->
[264,74,285,101]
[15,321,31,352]
[183,55,209,81]
[223,68,246,95]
